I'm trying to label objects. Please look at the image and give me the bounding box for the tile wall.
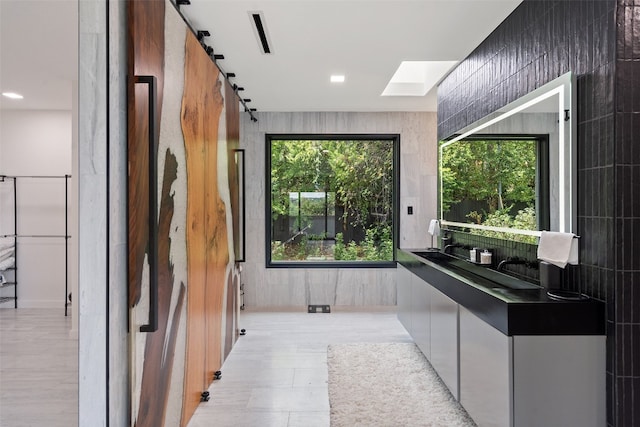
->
[437,1,638,425]
[240,111,437,308]
[614,0,640,425]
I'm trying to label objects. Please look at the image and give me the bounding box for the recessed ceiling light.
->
[330,75,345,83]
[2,92,24,99]
[249,11,273,54]
[381,61,458,97]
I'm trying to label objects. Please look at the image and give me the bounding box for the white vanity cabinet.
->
[397,264,457,398]
[429,285,458,399]
[459,306,606,427]
[397,254,606,427]
[459,306,513,427]
[396,264,413,334]
[397,264,431,358]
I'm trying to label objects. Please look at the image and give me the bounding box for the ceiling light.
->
[249,11,272,54]
[2,92,24,99]
[381,61,457,97]
[330,75,345,83]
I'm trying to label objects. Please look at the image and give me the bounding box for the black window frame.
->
[265,133,400,268]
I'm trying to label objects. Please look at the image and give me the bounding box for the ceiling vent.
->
[249,11,272,54]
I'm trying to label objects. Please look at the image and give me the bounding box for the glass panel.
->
[439,72,576,238]
[440,137,545,244]
[269,137,396,264]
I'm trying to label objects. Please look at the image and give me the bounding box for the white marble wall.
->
[240,111,437,308]
[78,0,108,423]
[71,80,79,337]
[107,1,129,426]
[78,0,129,425]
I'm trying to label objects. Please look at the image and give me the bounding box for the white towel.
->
[428,219,440,236]
[0,237,13,251]
[0,256,15,271]
[537,231,579,268]
[0,246,14,262]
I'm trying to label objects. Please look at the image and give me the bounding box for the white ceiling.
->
[0,0,78,111]
[0,0,522,112]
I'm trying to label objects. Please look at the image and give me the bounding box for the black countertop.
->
[398,249,605,336]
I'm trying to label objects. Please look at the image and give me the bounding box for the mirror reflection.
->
[441,136,548,243]
[439,72,576,240]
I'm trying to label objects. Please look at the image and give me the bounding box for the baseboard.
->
[12,299,65,309]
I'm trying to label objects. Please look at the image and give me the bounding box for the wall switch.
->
[407,206,413,215]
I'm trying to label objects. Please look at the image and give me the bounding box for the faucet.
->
[443,243,462,254]
[497,257,528,271]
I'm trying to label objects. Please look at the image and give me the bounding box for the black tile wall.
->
[437,1,639,426]
[443,231,541,282]
[616,1,640,426]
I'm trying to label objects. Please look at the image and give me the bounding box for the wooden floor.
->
[0,308,78,427]
[0,306,411,427]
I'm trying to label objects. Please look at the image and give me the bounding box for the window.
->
[266,134,399,267]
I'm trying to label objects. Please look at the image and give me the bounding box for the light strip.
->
[441,86,563,149]
[440,220,542,237]
[2,92,24,99]
[439,72,576,237]
[558,90,565,232]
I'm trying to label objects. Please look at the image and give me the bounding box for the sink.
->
[412,250,451,261]
[469,267,541,290]
[411,250,541,292]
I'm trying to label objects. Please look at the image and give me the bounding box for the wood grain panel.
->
[135,151,186,427]
[224,270,238,360]
[128,2,193,426]
[180,31,229,426]
[225,79,240,152]
[129,2,240,426]
[127,0,165,307]
[225,81,242,261]
[204,126,228,382]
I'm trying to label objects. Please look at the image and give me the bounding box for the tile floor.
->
[0,308,78,427]
[188,307,412,427]
[0,306,411,427]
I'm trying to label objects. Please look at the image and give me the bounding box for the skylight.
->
[381,61,458,97]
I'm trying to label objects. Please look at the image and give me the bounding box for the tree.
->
[271,140,332,219]
[270,138,394,261]
[271,139,393,229]
[329,140,393,229]
[440,138,536,222]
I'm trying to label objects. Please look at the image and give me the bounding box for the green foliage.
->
[271,139,393,228]
[334,233,345,260]
[344,241,360,261]
[441,138,539,242]
[308,233,327,241]
[271,241,285,261]
[470,206,538,244]
[363,228,380,260]
[373,224,394,261]
[329,140,393,227]
[441,139,536,215]
[513,206,537,231]
[271,140,332,219]
[481,207,514,228]
[333,226,393,261]
[270,138,395,262]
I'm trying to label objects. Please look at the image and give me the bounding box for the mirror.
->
[439,72,576,241]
